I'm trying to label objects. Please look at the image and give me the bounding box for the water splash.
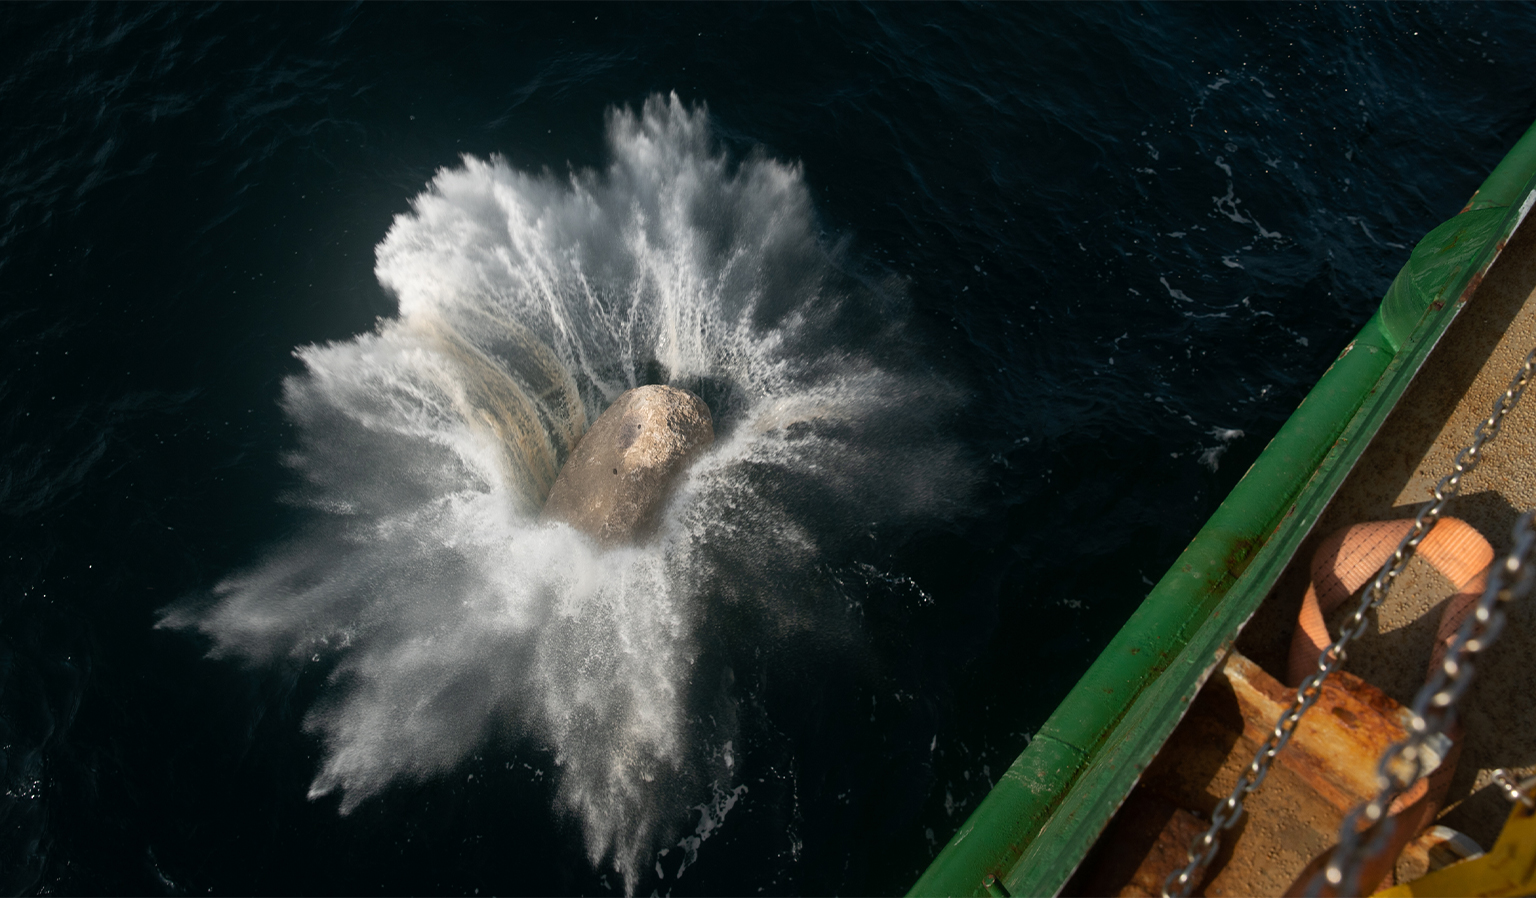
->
[162,93,969,892]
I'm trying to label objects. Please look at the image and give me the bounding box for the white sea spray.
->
[163,93,969,893]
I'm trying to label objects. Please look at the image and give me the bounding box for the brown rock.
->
[541,385,714,546]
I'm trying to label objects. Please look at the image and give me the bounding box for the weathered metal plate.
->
[1068,651,1410,897]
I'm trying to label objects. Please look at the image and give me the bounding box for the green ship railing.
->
[910,118,1536,898]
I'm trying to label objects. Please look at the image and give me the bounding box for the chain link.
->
[1320,509,1536,895]
[1491,768,1536,810]
[1164,344,1536,898]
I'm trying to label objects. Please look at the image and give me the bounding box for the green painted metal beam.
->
[910,118,1536,898]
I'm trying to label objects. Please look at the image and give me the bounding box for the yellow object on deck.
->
[1377,802,1536,897]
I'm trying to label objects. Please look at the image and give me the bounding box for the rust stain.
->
[1074,802,1208,898]
[1067,650,1422,898]
[1223,536,1257,580]
[1458,267,1487,305]
[1225,652,1409,807]
[1324,424,1356,462]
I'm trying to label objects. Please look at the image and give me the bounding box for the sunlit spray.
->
[163,93,970,892]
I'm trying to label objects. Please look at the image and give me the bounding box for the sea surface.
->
[4,4,1536,896]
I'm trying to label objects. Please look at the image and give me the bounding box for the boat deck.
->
[1068,201,1536,895]
[1239,206,1536,850]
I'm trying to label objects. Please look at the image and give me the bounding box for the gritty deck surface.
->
[1238,211,1536,849]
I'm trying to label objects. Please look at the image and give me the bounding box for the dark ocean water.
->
[4,4,1536,896]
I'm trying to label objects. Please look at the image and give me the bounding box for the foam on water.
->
[162,94,969,891]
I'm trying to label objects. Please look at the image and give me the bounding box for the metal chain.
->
[1320,509,1536,896]
[1164,344,1536,898]
[1491,768,1536,810]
